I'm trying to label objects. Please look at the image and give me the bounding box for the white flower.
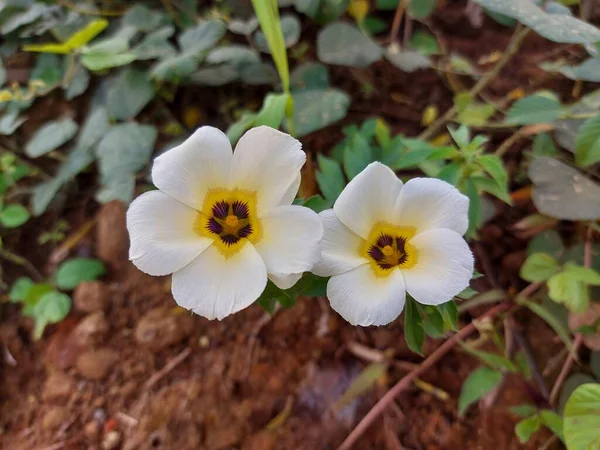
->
[127,126,323,320]
[313,162,474,327]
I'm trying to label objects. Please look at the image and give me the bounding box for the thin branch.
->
[144,347,191,390]
[389,0,409,45]
[337,303,510,450]
[0,248,43,281]
[419,26,530,141]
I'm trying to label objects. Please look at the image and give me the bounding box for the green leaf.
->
[30,54,63,91]
[226,112,258,145]
[122,4,165,32]
[505,95,562,125]
[420,304,446,338]
[65,64,90,100]
[529,156,600,221]
[343,134,372,179]
[384,46,431,72]
[132,26,177,61]
[532,132,559,157]
[106,68,155,121]
[316,154,345,204]
[458,366,503,416]
[527,229,564,259]
[32,291,71,339]
[409,31,440,56]
[24,118,78,158]
[240,62,279,85]
[317,22,382,68]
[515,415,541,444]
[519,298,573,356]
[473,0,600,44]
[575,115,600,168]
[255,14,301,51]
[206,45,260,66]
[563,263,600,285]
[95,123,157,204]
[81,50,136,72]
[291,88,350,137]
[64,18,109,50]
[178,20,226,54]
[0,204,30,228]
[539,410,564,442]
[463,347,518,372]
[520,253,560,282]
[464,177,481,238]
[301,195,329,213]
[190,65,239,86]
[56,258,106,290]
[151,52,199,81]
[564,383,600,450]
[334,363,388,410]
[251,0,290,92]
[436,163,462,186]
[404,297,425,355]
[511,404,538,418]
[9,277,34,302]
[255,92,290,129]
[290,62,329,90]
[478,154,508,191]
[438,301,459,331]
[547,271,589,313]
[541,58,600,83]
[448,124,471,149]
[591,352,600,380]
[471,175,511,204]
[408,0,436,18]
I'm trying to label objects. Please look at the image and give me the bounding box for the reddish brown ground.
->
[1,2,588,449]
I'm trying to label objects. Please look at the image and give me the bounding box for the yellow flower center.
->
[194,188,262,257]
[361,222,418,277]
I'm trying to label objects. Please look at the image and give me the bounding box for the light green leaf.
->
[254,92,290,129]
[473,0,600,44]
[520,253,560,282]
[132,26,177,60]
[32,291,71,339]
[0,204,30,228]
[436,163,462,186]
[343,134,372,179]
[564,383,600,450]
[404,297,425,356]
[458,366,503,416]
[334,363,388,410]
[151,52,199,81]
[448,124,471,149]
[81,50,136,71]
[178,20,226,54]
[478,154,509,194]
[519,298,573,355]
[438,301,459,331]
[575,115,600,167]
[505,95,562,125]
[529,156,600,221]
[9,277,34,302]
[563,263,600,285]
[64,18,109,50]
[317,22,382,68]
[25,118,78,158]
[541,58,600,83]
[291,88,350,137]
[515,415,541,444]
[471,176,511,204]
[463,347,518,372]
[408,0,436,18]
[539,410,564,442]
[547,271,589,313]
[106,69,155,120]
[316,154,345,204]
[206,45,260,66]
[56,257,106,290]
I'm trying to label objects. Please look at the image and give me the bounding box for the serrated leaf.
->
[529,156,600,220]
[316,154,345,204]
[106,69,155,120]
[520,253,560,282]
[473,0,600,44]
[317,22,382,68]
[25,118,78,158]
[458,366,503,416]
[564,384,600,450]
[478,154,508,193]
[505,95,562,125]
[335,363,387,410]
[575,115,600,167]
[291,88,350,137]
[404,297,425,355]
[56,257,106,290]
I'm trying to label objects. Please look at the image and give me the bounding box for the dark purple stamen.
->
[221,234,241,245]
[232,200,250,219]
[212,200,229,219]
[368,246,384,262]
[237,223,253,238]
[376,233,393,248]
[206,218,223,235]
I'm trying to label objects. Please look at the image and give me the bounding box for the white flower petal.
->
[254,205,323,275]
[172,243,267,320]
[152,126,232,210]
[394,177,469,236]
[327,265,406,326]
[311,209,367,277]
[403,228,474,306]
[334,162,403,239]
[127,190,212,276]
[230,126,305,214]
[269,272,303,290]
[279,173,301,206]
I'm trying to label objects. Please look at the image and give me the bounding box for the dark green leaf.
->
[316,154,345,204]
[343,134,372,179]
[317,22,382,68]
[575,115,600,167]
[515,415,541,444]
[505,95,562,125]
[404,297,425,355]
[106,68,155,120]
[458,366,503,415]
[178,20,226,54]
[25,118,78,158]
